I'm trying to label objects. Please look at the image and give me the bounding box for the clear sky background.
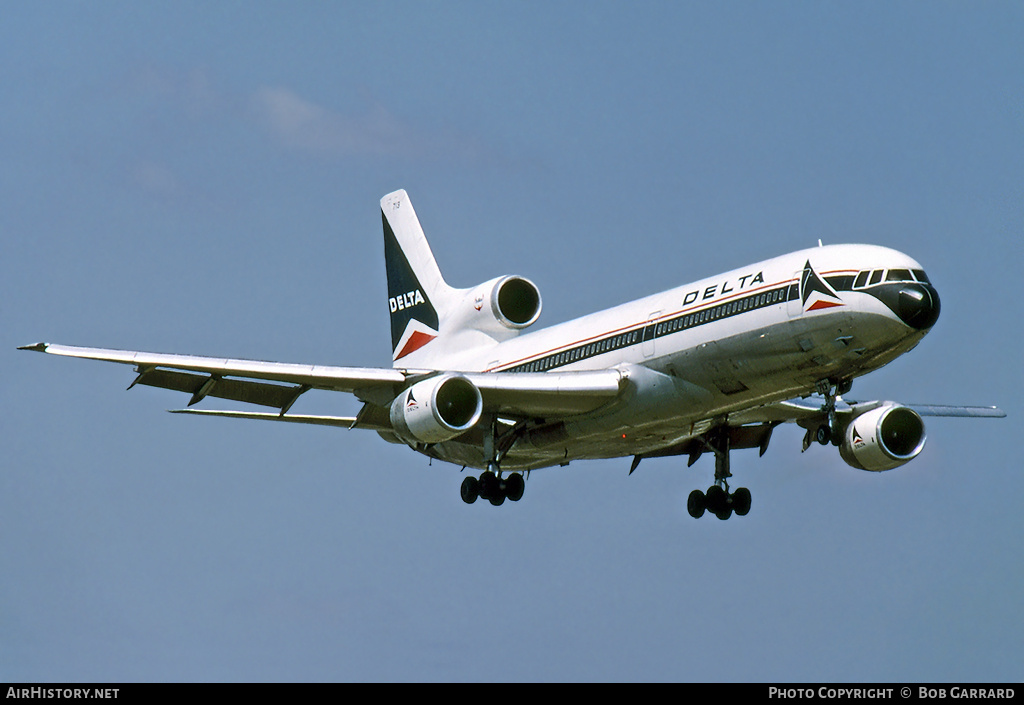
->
[3,1,1022,683]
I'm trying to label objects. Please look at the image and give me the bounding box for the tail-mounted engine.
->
[488,275,542,330]
[448,275,542,339]
[389,374,483,445]
[839,403,927,471]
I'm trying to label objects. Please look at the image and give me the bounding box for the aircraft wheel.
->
[687,489,706,519]
[715,506,733,520]
[816,424,831,445]
[705,485,727,514]
[488,490,506,506]
[460,476,479,504]
[731,487,751,516]
[478,471,498,500]
[504,473,525,502]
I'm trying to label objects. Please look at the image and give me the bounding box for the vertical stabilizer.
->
[381,190,456,365]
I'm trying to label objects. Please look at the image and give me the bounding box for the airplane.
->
[20,189,1005,519]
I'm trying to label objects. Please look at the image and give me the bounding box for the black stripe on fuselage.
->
[500,280,799,373]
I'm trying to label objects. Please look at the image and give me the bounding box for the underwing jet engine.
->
[838,403,927,472]
[389,374,483,445]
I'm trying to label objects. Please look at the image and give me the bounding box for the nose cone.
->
[897,283,940,330]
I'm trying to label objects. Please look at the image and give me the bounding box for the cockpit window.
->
[912,269,930,284]
[869,270,884,286]
[854,271,869,288]
[886,268,912,282]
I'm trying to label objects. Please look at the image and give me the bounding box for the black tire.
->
[488,491,506,506]
[732,487,752,516]
[504,473,525,502]
[687,489,706,519]
[478,471,498,500]
[705,485,727,513]
[816,424,831,445]
[460,476,479,504]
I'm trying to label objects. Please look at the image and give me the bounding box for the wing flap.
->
[169,409,364,428]
[132,369,305,410]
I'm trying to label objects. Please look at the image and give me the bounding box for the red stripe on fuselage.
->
[488,276,801,372]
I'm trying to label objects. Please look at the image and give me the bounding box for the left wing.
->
[728,397,1006,425]
[19,342,625,422]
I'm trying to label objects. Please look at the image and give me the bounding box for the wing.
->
[728,397,1006,426]
[19,342,624,425]
[628,395,1005,472]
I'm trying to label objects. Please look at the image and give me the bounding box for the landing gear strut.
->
[686,426,752,520]
[801,378,852,451]
[460,416,526,506]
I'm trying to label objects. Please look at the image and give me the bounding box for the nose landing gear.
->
[801,378,852,451]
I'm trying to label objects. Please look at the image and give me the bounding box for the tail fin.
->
[381,190,456,365]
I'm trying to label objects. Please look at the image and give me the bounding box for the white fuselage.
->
[426,244,935,470]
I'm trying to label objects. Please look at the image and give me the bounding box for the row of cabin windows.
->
[517,331,640,372]
[655,288,786,336]
[513,287,788,372]
[853,268,930,289]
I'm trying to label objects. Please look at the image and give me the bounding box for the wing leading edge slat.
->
[20,343,406,392]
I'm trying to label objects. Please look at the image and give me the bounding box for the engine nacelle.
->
[451,275,542,337]
[489,275,542,329]
[839,403,927,472]
[389,374,483,445]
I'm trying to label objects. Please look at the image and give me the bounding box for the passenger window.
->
[869,270,884,285]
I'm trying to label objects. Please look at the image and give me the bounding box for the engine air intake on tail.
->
[492,275,542,329]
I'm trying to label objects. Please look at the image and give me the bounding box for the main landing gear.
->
[687,485,751,520]
[460,416,528,506]
[686,426,752,520]
[460,468,525,506]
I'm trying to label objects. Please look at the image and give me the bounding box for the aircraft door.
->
[641,311,661,359]
[787,271,803,318]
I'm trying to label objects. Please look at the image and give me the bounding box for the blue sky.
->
[3,1,1022,682]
